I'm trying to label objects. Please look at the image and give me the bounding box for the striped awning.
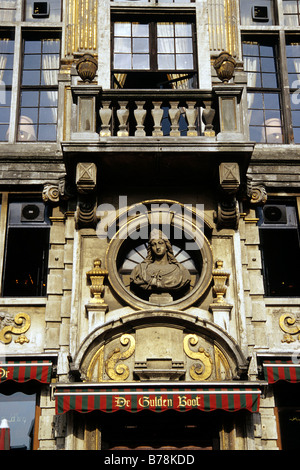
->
[0,360,53,384]
[263,359,300,384]
[53,383,262,415]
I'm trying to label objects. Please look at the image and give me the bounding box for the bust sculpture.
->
[130,232,191,298]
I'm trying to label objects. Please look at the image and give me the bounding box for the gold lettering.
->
[115,396,130,408]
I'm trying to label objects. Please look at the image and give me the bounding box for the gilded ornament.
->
[279,313,300,342]
[105,334,136,381]
[183,334,213,380]
[212,260,230,304]
[0,312,31,344]
[86,259,108,304]
[213,52,236,83]
[76,54,98,82]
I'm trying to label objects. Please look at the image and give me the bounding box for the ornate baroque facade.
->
[0,0,300,451]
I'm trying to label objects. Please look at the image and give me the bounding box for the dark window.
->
[242,38,283,143]
[257,200,300,296]
[2,201,50,297]
[18,34,60,142]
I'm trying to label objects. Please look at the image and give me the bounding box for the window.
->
[113,18,197,89]
[240,0,300,144]
[2,200,50,297]
[257,200,300,296]
[0,33,14,141]
[18,35,60,142]
[286,39,300,142]
[283,0,300,25]
[242,39,283,143]
[0,392,37,450]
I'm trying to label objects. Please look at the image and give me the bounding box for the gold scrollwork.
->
[0,313,31,344]
[105,334,136,381]
[183,334,213,380]
[279,313,300,343]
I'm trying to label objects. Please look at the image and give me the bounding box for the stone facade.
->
[0,0,300,451]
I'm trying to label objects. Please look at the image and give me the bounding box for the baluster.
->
[151,101,163,136]
[134,101,146,136]
[169,101,180,136]
[185,101,198,136]
[117,101,129,136]
[202,100,215,136]
[99,101,112,137]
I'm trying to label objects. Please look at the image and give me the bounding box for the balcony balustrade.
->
[70,86,247,142]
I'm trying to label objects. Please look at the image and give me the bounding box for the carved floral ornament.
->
[0,312,31,344]
[279,313,300,343]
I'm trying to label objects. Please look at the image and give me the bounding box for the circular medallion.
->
[105,202,213,309]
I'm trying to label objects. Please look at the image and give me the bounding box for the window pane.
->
[38,124,57,141]
[176,53,193,69]
[157,23,174,37]
[157,38,174,53]
[175,37,193,53]
[133,38,149,53]
[20,107,39,123]
[114,53,132,69]
[22,70,40,85]
[132,54,150,69]
[24,40,42,54]
[21,90,39,107]
[114,22,131,37]
[158,54,175,69]
[132,23,149,37]
[114,37,131,53]
[175,23,192,37]
[23,54,41,70]
[40,90,57,107]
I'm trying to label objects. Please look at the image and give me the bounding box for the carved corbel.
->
[216,162,241,229]
[42,183,60,203]
[42,176,75,204]
[75,162,98,228]
[248,179,267,206]
[219,162,240,194]
[215,197,240,230]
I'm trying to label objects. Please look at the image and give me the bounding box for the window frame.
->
[111,12,198,87]
[240,0,300,144]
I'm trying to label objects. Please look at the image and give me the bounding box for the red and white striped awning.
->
[0,360,53,384]
[53,382,263,415]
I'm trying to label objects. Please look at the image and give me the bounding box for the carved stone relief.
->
[84,326,233,383]
[279,313,300,343]
[0,312,31,344]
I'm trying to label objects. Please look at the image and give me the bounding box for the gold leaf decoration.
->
[279,313,300,343]
[0,313,31,344]
[183,334,213,380]
[105,334,135,381]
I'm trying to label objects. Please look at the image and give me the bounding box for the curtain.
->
[42,40,60,122]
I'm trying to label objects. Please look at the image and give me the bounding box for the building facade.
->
[0,0,300,451]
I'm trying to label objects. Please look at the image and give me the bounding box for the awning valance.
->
[53,383,262,415]
[0,360,53,384]
[263,359,300,384]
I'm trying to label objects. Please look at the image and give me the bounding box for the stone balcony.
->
[62,85,254,185]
